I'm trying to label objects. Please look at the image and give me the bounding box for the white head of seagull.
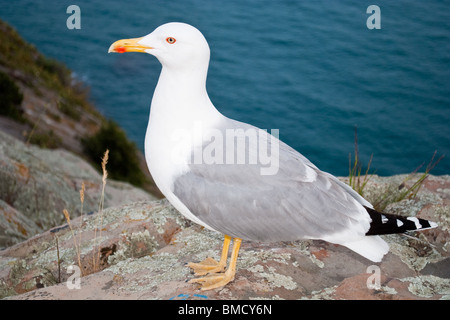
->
[109,22,210,75]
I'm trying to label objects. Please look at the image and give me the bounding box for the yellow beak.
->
[108,37,152,53]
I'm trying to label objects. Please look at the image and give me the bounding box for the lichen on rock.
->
[1,173,449,300]
[400,275,450,298]
[108,229,157,265]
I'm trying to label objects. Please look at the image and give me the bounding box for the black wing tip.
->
[364,206,438,236]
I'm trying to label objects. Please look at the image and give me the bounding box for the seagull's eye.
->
[166,37,176,44]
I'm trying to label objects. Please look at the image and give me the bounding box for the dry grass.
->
[62,149,109,276]
[78,182,85,258]
[62,208,82,275]
[93,149,109,271]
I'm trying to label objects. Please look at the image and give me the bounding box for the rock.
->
[0,130,157,248]
[1,174,448,300]
[0,199,40,248]
[0,199,190,298]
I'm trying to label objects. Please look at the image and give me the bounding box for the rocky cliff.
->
[0,130,157,249]
[0,135,448,299]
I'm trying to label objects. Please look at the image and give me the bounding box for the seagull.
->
[108,22,438,290]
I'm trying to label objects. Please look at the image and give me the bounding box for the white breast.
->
[144,80,222,230]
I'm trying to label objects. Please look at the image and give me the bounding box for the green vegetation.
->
[0,19,100,119]
[57,99,81,121]
[0,70,25,122]
[27,130,62,149]
[371,151,444,211]
[348,127,374,196]
[348,126,444,212]
[81,120,147,187]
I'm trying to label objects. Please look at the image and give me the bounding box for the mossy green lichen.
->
[146,200,192,234]
[292,240,325,268]
[303,286,338,300]
[385,234,443,272]
[108,230,157,265]
[238,248,294,270]
[9,259,29,284]
[106,252,189,293]
[0,278,16,299]
[400,275,450,299]
[248,264,298,290]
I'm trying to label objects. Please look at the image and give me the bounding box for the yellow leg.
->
[189,237,242,291]
[187,235,231,275]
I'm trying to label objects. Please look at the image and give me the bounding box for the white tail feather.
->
[342,236,389,262]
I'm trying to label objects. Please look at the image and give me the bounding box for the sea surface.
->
[1,0,449,176]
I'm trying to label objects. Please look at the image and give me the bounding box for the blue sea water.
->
[1,0,449,176]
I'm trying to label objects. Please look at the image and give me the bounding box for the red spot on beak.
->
[116,46,126,53]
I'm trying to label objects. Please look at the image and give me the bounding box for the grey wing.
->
[172,120,372,242]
